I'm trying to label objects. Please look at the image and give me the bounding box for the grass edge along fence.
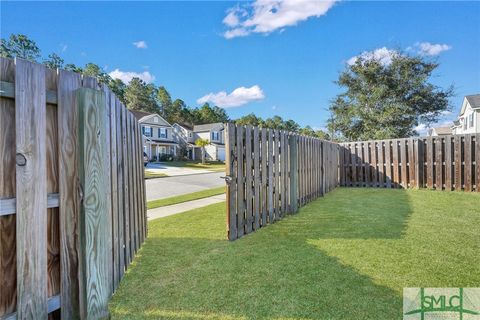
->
[339,134,480,191]
[0,57,147,319]
[225,123,339,240]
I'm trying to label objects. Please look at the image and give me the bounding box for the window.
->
[463,118,467,130]
[158,128,168,139]
[469,114,474,128]
[154,117,159,123]
[211,131,219,141]
[142,126,152,137]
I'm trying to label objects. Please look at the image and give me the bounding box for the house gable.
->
[139,114,171,127]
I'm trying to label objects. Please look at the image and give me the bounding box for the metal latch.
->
[220,175,233,184]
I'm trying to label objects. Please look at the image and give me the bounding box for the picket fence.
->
[339,134,480,191]
[0,57,146,319]
[225,123,339,240]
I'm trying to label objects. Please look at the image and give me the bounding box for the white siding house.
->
[451,94,480,135]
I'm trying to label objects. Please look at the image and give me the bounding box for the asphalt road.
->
[146,171,225,201]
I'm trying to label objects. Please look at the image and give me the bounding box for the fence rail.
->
[0,57,146,319]
[225,123,339,240]
[339,134,480,191]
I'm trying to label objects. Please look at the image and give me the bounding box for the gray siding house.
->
[132,110,178,160]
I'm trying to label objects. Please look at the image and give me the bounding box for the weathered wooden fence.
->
[0,57,147,319]
[339,134,480,191]
[225,123,339,240]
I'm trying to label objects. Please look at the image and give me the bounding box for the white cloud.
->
[415,42,451,56]
[347,47,399,66]
[223,0,337,39]
[60,44,68,52]
[109,69,155,84]
[133,40,148,49]
[197,85,265,108]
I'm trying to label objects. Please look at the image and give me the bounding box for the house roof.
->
[131,110,155,120]
[460,94,480,116]
[432,126,452,135]
[131,110,172,127]
[193,122,224,132]
[465,94,480,109]
[173,122,193,131]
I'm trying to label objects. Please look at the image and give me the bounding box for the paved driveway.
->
[146,172,225,201]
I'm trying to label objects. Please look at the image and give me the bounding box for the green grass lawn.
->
[109,188,479,319]
[164,160,226,172]
[147,187,225,209]
[144,170,168,179]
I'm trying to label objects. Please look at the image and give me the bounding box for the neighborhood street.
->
[145,171,225,201]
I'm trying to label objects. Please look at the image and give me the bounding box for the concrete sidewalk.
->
[147,194,226,221]
[145,162,222,177]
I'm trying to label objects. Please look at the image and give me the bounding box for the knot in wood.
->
[15,153,27,166]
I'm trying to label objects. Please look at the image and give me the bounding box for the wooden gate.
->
[225,123,339,240]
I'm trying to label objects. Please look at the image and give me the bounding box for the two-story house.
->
[193,123,225,161]
[173,122,226,161]
[132,110,178,161]
[451,94,480,134]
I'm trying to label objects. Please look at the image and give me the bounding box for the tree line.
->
[1,34,454,141]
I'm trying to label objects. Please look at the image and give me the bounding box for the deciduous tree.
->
[328,52,454,141]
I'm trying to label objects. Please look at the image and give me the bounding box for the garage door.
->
[217,147,225,161]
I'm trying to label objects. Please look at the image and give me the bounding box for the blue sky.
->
[2,1,479,132]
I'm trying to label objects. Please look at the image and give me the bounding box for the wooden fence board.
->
[267,130,274,223]
[444,136,452,190]
[77,87,109,319]
[435,137,443,190]
[476,134,480,192]
[236,126,245,237]
[57,69,82,319]
[274,130,280,219]
[408,139,415,188]
[115,99,126,281]
[121,106,131,265]
[253,127,260,230]
[15,58,48,319]
[464,135,472,192]
[226,123,237,240]
[261,129,268,226]
[108,92,119,291]
[384,141,391,188]
[245,126,253,232]
[454,135,462,190]
[0,57,17,317]
[400,139,408,188]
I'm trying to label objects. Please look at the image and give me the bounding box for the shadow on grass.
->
[110,188,417,319]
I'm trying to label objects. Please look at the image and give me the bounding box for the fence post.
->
[415,138,424,189]
[289,135,298,213]
[77,87,110,319]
